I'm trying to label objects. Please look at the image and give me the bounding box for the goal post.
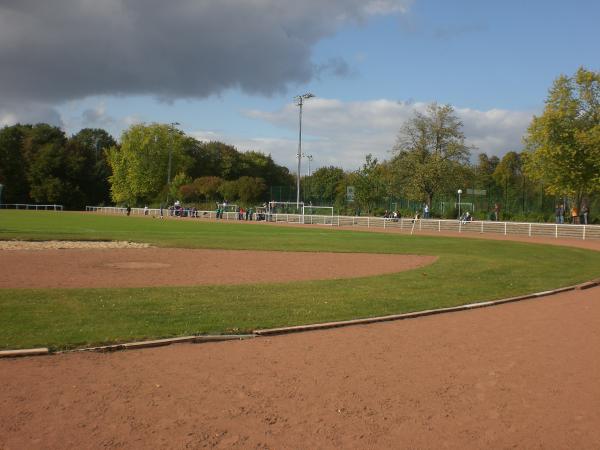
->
[301,205,334,225]
[301,205,334,216]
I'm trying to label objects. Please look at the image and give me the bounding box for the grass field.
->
[1,210,600,350]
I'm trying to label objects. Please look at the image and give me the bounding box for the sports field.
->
[1,210,600,350]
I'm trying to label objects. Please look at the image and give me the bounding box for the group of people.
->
[215,202,256,221]
[382,204,431,221]
[382,210,402,221]
[555,203,589,225]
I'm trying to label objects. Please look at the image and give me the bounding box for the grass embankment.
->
[1,210,599,350]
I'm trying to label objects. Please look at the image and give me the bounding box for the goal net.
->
[301,205,335,225]
[302,205,333,216]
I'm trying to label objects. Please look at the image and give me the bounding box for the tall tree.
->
[523,67,600,206]
[0,125,29,203]
[353,154,386,213]
[392,103,472,206]
[192,176,223,202]
[106,123,191,204]
[493,151,523,213]
[236,176,267,204]
[306,166,345,205]
[70,128,117,206]
[475,153,500,189]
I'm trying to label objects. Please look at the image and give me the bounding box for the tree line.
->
[301,67,599,222]
[1,67,598,222]
[0,123,294,209]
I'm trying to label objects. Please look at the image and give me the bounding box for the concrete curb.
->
[0,348,49,358]
[66,334,256,353]
[576,278,600,290]
[253,284,585,336]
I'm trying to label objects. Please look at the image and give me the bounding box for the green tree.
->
[0,125,30,203]
[353,154,386,213]
[193,176,223,202]
[187,141,241,180]
[523,67,600,206]
[493,151,523,214]
[475,153,500,190]
[236,176,267,204]
[106,123,191,205]
[169,172,192,203]
[392,103,472,206]
[70,128,117,206]
[306,166,345,205]
[218,179,239,202]
[27,135,98,209]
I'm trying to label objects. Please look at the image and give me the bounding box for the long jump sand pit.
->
[1,236,600,449]
[0,241,437,288]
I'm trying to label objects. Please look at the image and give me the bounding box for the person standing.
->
[571,205,579,224]
[581,203,589,225]
[555,203,565,224]
[423,203,430,219]
[494,203,500,221]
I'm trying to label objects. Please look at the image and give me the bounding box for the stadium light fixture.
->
[166,122,180,205]
[294,93,315,207]
[457,189,463,219]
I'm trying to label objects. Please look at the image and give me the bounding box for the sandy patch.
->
[0,246,437,288]
[0,240,149,250]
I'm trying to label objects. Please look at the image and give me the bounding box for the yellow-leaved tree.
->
[523,67,600,207]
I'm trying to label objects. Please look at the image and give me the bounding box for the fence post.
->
[583,225,586,240]
[438,220,441,232]
[459,220,462,233]
[529,223,532,237]
[480,221,483,234]
[368,217,370,228]
[555,224,558,238]
[504,222,507,236]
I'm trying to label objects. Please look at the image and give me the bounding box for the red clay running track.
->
[1,233,600,449]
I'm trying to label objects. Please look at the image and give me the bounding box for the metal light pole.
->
[303,153,313,204]
[294,93,315,207]
[457,189,463,219]
[166,122,180,205]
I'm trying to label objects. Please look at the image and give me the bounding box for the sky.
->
[1,0,598,172]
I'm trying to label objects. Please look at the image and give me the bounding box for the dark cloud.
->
[0,101,63,127]
[0,0,410,105]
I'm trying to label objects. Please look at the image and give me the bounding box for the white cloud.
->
[241,98,535,171]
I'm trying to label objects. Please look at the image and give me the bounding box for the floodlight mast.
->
[295,93,315,207]
[166,122,180,205]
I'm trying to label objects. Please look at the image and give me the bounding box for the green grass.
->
[1,210,599,350]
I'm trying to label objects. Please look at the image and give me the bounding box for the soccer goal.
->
[266,201,304,223]
[301,205,334,225]
[268,201,303,214]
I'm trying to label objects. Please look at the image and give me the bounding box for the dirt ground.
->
[0,244,436,288]
[1,233,600,449]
